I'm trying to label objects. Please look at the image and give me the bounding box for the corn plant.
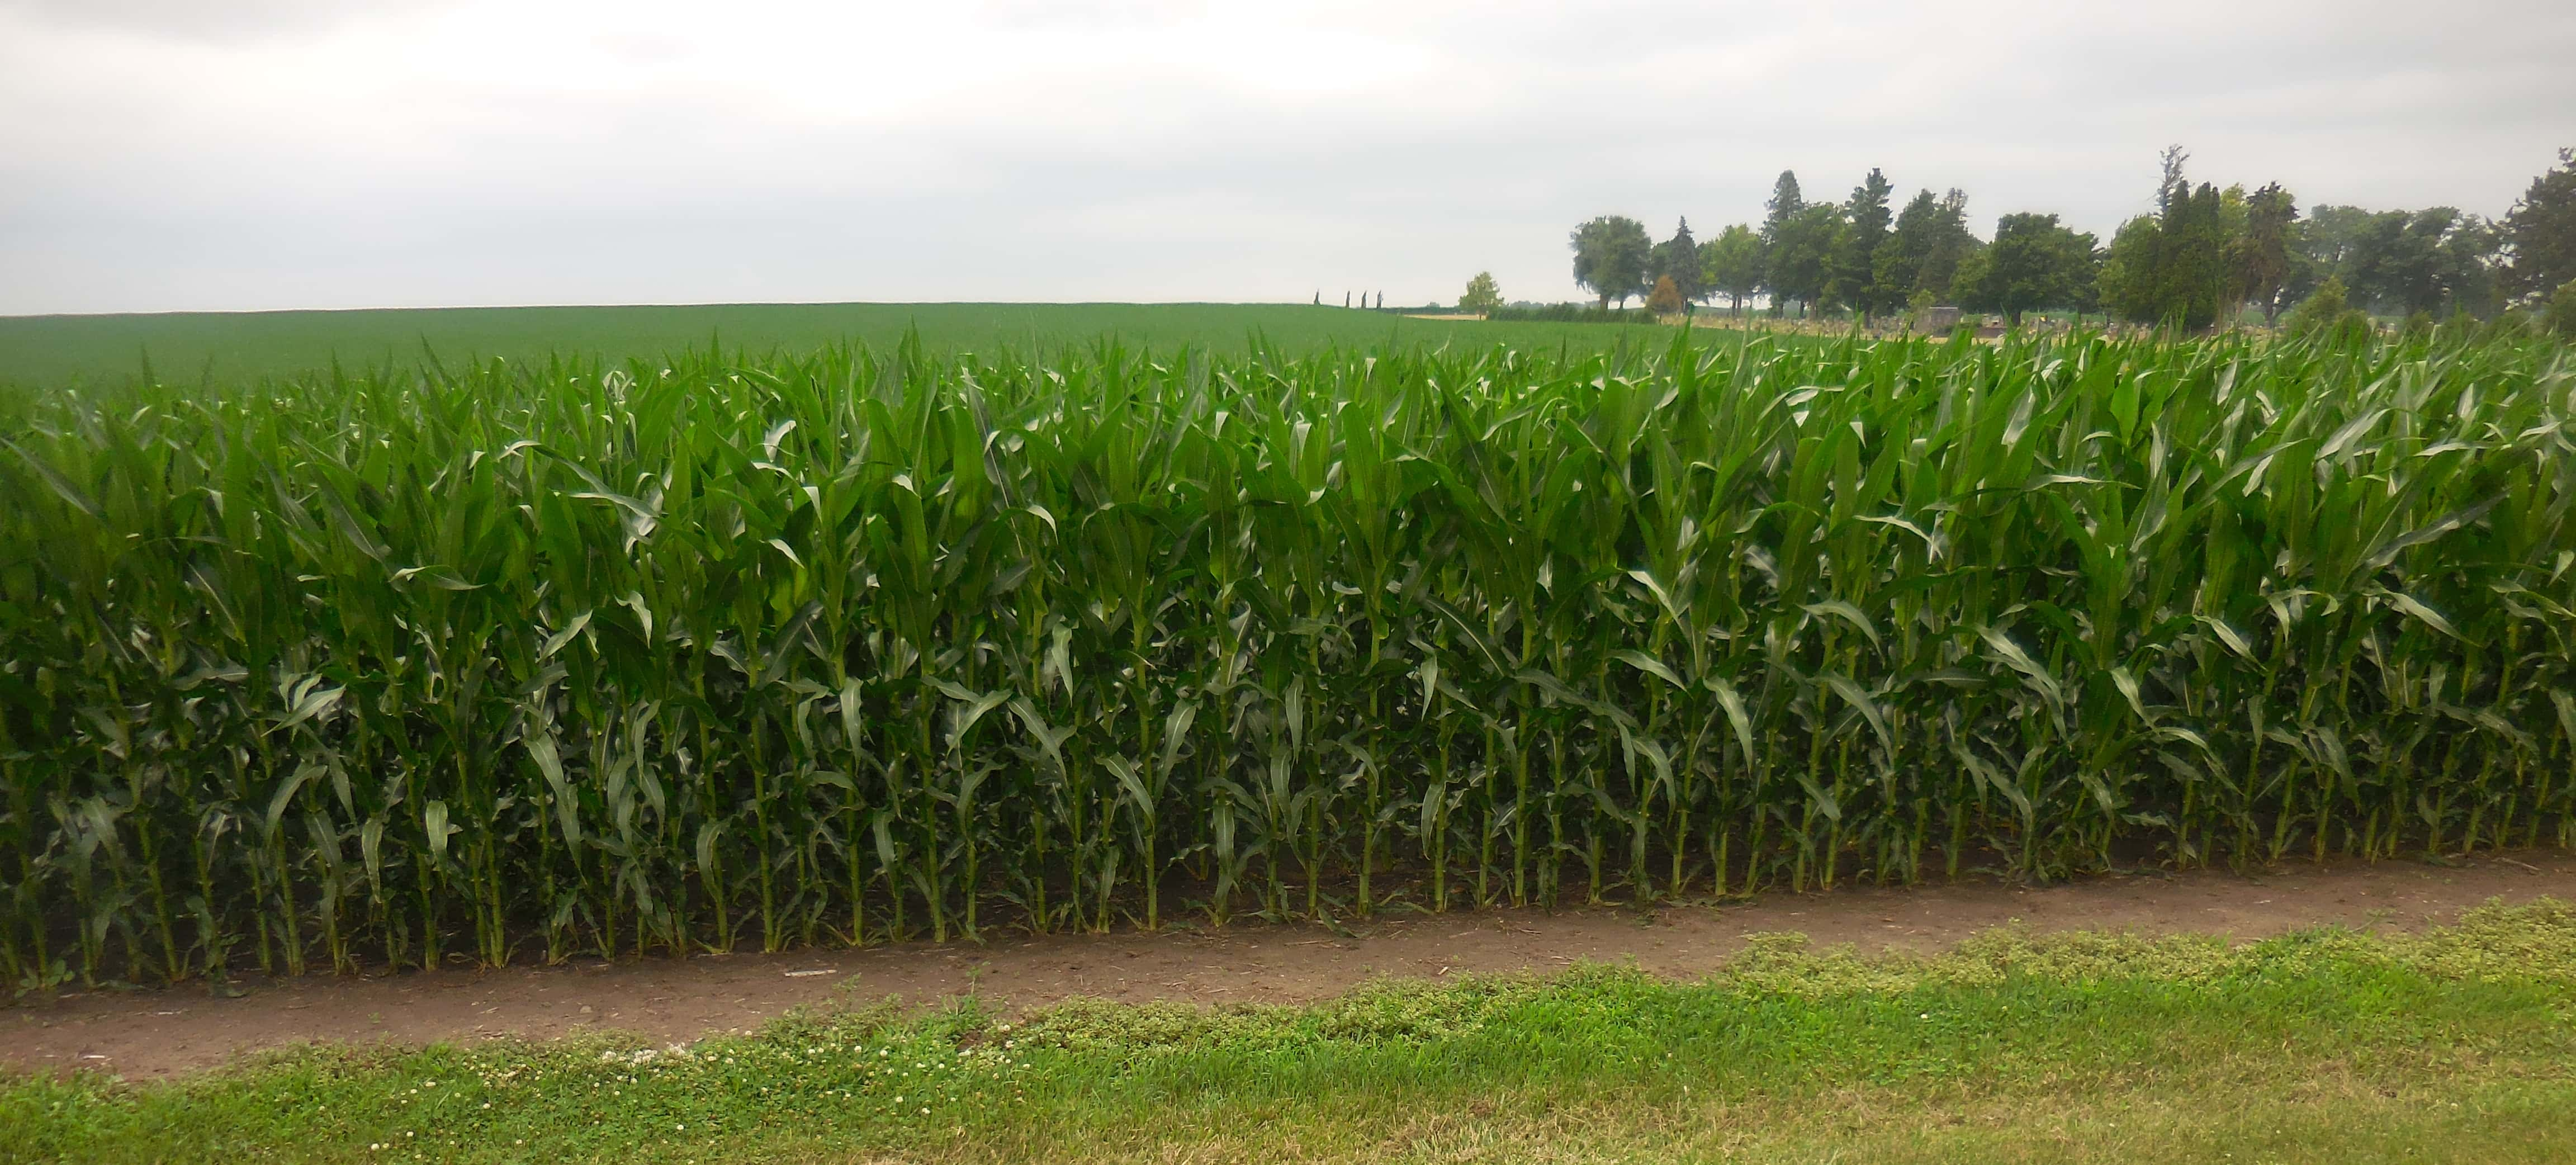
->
[2,324,2570,985]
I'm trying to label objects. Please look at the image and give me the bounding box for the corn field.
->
[3,328,2572,987]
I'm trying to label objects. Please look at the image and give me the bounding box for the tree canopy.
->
[1649,219,1707,303]
[2102,154,2228,329]
[1767,202,1842,316]
[1460,271,1504,315]
[1760,171,1805,245]
[2503,148,2576,301]
[1875,188,1977,307]
[2229,183,2298,324]
[2300,205,2501,317]
[1532,147,2550,329]
[1829,168,1895,319]
[1700,224,1763,314]
[1569,215,1653,309]
[1968,213,2100,323]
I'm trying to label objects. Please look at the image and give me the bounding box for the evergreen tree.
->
[1760,171,1805,245]
[2100,151,2226,329]
[1756,171,1808,314]
[1649,218,1708,302]
[1917,190,1978,302]
[2161,182,2227,329]
[1874,189,1982,305]
[2156,144,2190,215]
[1876,190,1941,307]
[1829,168,1896,320]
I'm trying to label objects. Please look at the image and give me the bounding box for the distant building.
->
[1920,305,1962,331]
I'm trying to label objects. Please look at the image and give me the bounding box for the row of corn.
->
[2,328,2569,986]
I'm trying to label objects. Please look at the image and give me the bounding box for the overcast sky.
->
[2,0,2569,315]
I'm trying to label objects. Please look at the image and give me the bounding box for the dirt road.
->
[10,851,2572,1079]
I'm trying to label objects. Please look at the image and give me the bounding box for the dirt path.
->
[10,851,2573,1079]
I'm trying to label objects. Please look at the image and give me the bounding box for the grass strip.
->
[6,899,2572,1164]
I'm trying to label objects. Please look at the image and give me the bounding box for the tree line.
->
[1533,146,2576,330]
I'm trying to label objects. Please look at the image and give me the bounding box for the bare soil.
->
[10,851,2573,1080]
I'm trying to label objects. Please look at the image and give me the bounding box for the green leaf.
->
[1613,650,1684,690]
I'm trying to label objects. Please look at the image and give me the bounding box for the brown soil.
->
[10,851,2572,1080]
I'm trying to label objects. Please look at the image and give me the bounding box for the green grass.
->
[6,899,2574,1163]
[0,302,1676,388]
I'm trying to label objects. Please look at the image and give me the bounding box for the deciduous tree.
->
[1767,204,1842,317]
[2503,148,2576,301]
[1460,271,1503,315]
[2229,183,2298,325]
[1969,212,2099,324]
[1700,224,1763,315]
[1570,215,1652,309]
[1645,274,1685,315]
[2329,208,2501,316]
[2098,215,2160,322]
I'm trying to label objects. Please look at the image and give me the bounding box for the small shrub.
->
[2283,276,2373,343]
[1644,275,1685,315]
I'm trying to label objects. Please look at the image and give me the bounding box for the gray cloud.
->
[1,0,2569,314]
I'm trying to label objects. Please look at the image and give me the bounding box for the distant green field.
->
[0,302,1677,386]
